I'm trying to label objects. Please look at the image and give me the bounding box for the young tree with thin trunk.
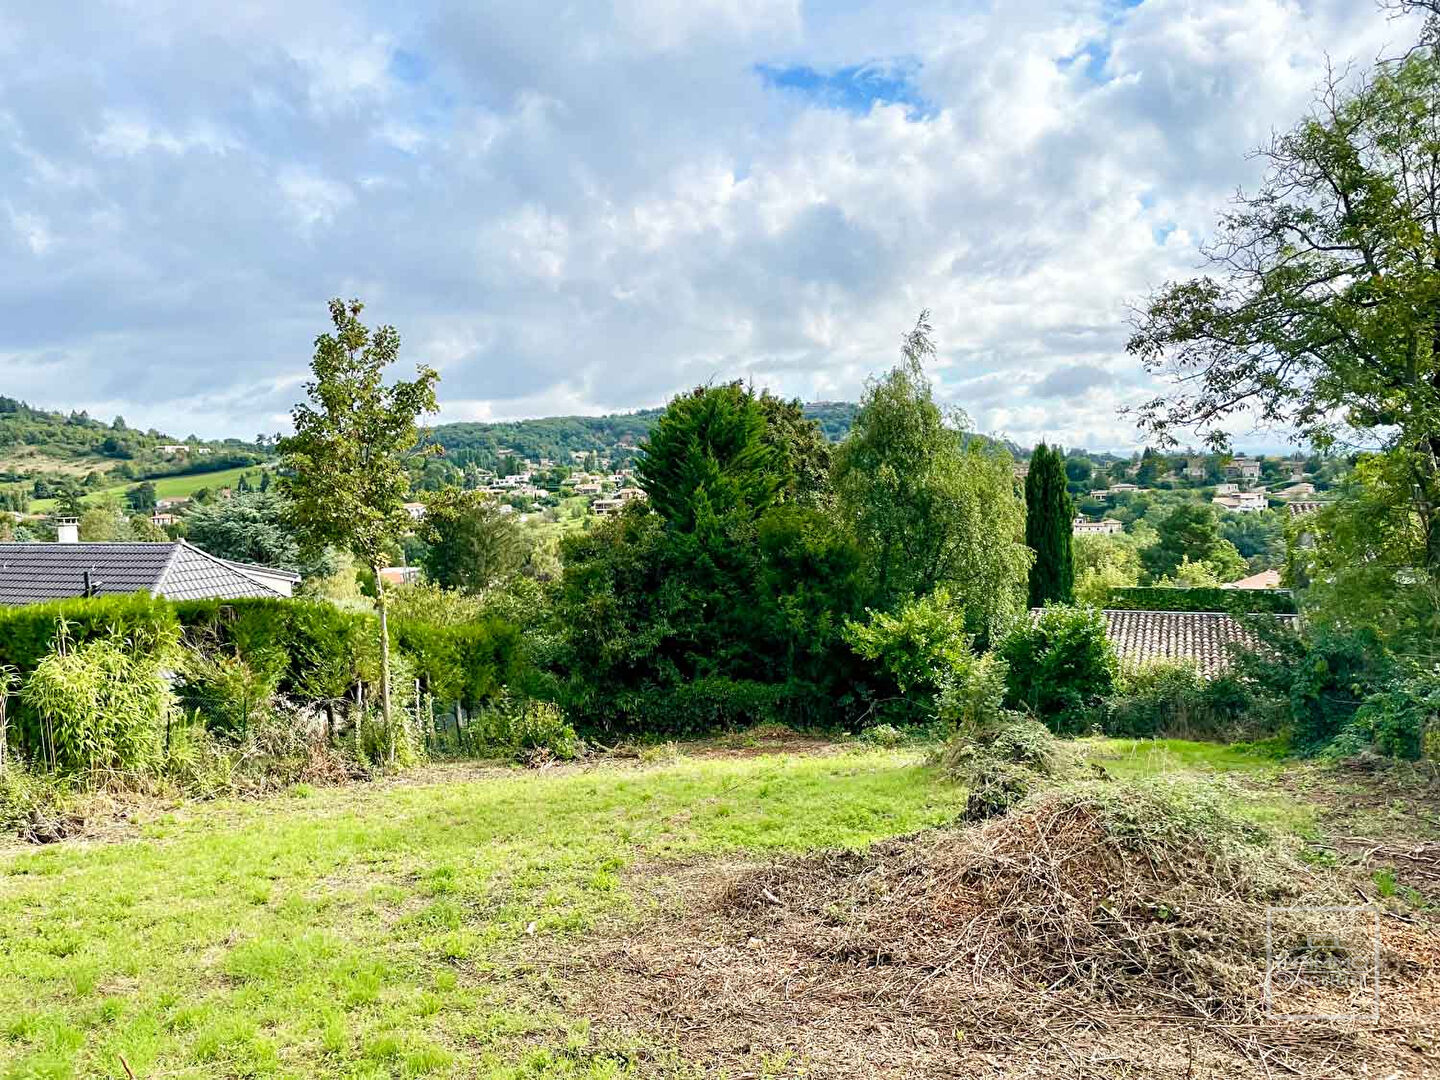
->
[278,299,439,757]
[1024,443,1073,607]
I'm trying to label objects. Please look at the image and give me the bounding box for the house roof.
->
[1221,569,1282,590]
[0,541,285,605]
[1101,609,1298,678]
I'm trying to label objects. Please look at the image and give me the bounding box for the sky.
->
[0,0,1425,452]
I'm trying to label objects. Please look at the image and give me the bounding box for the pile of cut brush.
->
[559,775,1438,1077]
[724,778,1315,1021]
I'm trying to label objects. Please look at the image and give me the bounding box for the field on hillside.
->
[1,736,1436,1079]
[28,465,269,513]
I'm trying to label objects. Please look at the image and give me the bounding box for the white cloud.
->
[0,0,1426,449]
[276,166,354,235]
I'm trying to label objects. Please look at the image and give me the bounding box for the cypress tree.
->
[1025,443,1074,607]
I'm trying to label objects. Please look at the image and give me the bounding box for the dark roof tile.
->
[0,542,282,605]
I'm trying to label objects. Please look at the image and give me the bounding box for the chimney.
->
[56,523,78,543]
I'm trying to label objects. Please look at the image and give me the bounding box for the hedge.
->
[0,594,525,754]
[1103,586,1298,615]
[0,593,179,676]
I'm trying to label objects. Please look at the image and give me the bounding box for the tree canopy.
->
[1025,443,1074,607]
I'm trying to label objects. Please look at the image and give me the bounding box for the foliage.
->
[419,488,525,593]
[1025,443,1074,607]
[473,695,581,763]
[935,651,1009,735]
[183,491,301,569]
[999,604,1118,734]
[636,383,783,533]
[1128,44,1440,572]
[0,759,73,837]
[1072,532,1143,606]
[1286,627,1394,755]
[1290,451,1440,646]
[843,588,973,713]
[21,628,177,774]
[1141,502,1245,582]
[0,594,180,718]
[939,716,1073,820]
[1105,661,1251,740]
[1337,662,1440,761]
[832,312,1029,637]
[754,391,833,503]
[277,298,440,738]
[1103,585,1298,615]
[174,648,283,736]
[1219,510,1285,567]
[278,299,440,576]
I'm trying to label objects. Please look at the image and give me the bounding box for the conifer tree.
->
[1025,443,1073,607]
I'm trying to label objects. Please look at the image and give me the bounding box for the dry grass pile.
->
[937,716,1078,820]
[560,778,1440,1077]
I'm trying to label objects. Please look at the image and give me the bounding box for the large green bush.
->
[1105,661,1251,740]
[999,604,1118,735]
[843,588,974,722]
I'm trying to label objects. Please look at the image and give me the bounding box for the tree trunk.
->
[376,565,394,766]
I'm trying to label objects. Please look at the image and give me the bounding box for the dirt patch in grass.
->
[552,780,1440,1078]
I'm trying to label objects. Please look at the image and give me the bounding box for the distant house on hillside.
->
[1108,482,1140,494]
[1288,501,1323,518]
[1276,482,1316,499]
[1213,491,1267,513]
[1184,457,1208,479]
[402,502,426,521]
[0,541,297,605]
[1226,456,1261,480]
[1072,516,1123,536]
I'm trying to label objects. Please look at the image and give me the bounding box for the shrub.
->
[936,651,1008,736]
[859,723,905,748]
[175,649,282,736]
[475,695,581,763]
[0,760,76,840]
[844,588,973,700]
[1287,628,1392,754]
[1333,664,1440,761]
[565,677,816,739]
[1104,661,1253,740]
[999,604,1118,735]
[21,628,177,774]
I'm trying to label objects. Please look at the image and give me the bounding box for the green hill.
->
[0,396,266,514]
[429,402,861,468]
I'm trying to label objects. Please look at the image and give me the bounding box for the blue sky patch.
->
[389,48,428,85]
[756,59,935,119]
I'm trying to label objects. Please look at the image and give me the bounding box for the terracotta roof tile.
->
[1101,609,1298,677]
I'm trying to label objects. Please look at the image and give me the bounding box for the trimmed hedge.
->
[0,593,178,675]
[1103,586,1297,615]
[175,599,374,704]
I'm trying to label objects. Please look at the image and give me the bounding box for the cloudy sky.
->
[0,0,1423,451]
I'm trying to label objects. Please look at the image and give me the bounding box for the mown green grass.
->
[1083,737,1319,836]
[30,466,268,513]
[1083,736,1285,779]
[0,750,966,1079]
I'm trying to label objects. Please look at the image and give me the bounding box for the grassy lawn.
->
[29,466,268,513]
[0,749,967,1079]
